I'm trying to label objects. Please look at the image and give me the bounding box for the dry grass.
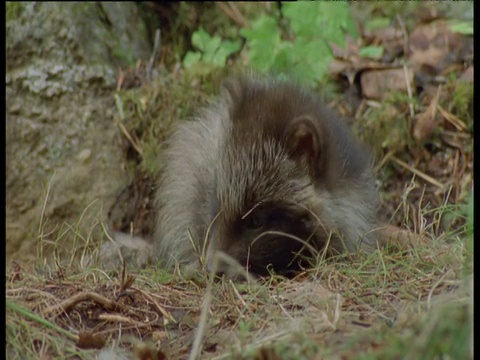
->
[6,191,472,359]
[6,4,473,357]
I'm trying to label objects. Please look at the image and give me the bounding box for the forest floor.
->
[6,2,472,359]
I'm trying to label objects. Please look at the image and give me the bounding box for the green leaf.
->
[241,3,358,85]
[359,45,384,59]
[212,40,241,67]
[240,15,280,44]
[241,15,281,72]
[365,17,392,32]
[219,40,241,55]
[184,28,241,72]
[183,51,202,68]
[247,45,276,72]
[449,21,473,35]
[202,35,222,63]
[270,43,294,71]
[191,27,211,51]
[464,192,473,238]
[283,2,357,43]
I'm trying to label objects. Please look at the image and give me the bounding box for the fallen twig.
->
[42,292,125,318]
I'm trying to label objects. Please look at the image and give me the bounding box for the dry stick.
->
[416,183,428,235]
[460,147,469,181]
[229,280,248,309]
[391,156,444,189]
[400,176,417,229]
[147,29,162,78]
[133,287,177,324]
[434,84,442,109]
[354,99,367,121]
[332,293,342,326]
[412,83,439,143]
[216,2,247,27]
[117,66,125,91]
[228,2,248,27]
[437,105,467,131]
[42,292,125,318]
[119,260,135,293]
[365,99,382,108]
[97,313,140,325]
[397,14,414,118]
[274,297,295,321]
[71,306,161,340]
[374,149,395,175]
[117,118,143,156]
[114,94,143,156]
[396,14,409,63]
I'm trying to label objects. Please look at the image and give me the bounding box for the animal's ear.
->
[221,76,246,106]
[285,115,325,175]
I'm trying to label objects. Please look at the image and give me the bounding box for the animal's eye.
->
[245,212,266,230]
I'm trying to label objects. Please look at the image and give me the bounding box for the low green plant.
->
[181,3,362,87]
[364,17,392,32]
[183,27,241,77]
[462,192,473,273]
[359,45,384,59]
[6,2,23,21]
[449,79,474,132]
[464,192,473,238]
[241,2,358,86]
[449,20,474,35]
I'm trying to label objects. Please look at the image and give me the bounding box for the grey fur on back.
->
[153,75,379,270]
[152,99,230,267]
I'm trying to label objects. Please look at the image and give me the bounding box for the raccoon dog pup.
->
[154,76,379,275]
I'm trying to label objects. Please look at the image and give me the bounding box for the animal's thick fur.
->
[153,76,380,274]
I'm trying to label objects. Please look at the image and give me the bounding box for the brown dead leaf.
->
[330,35,360,59]
[364,27,405,61]
[252,346,282,360]
[376,224,431,251]
[459,65,473,83]
[409,20,473,75]
[117,59,152,91]
[438,106,467,131]
[440,130,470,150]
[329,36,391,85]
[413,85,441,142]
[360,67,414,100]
[77,332,106,350]
[133,342,166,360]
[413,111,438,142]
